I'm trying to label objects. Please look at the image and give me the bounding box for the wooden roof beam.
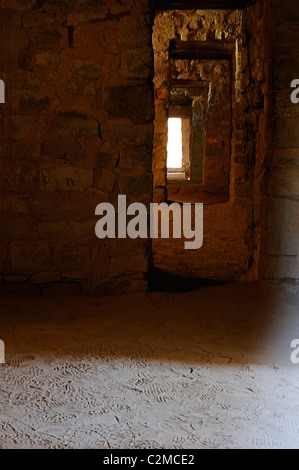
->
[155,0,249,11]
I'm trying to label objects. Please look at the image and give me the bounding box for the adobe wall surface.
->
[152,9,254,280]
[258,0,299,284]
[0,0,155,295]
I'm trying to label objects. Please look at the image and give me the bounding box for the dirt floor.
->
[0,281,299,449]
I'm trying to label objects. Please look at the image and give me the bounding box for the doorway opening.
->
[151,8,253,282]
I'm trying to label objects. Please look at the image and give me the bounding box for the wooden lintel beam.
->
[170,79,211,88]
[170,51,233,60]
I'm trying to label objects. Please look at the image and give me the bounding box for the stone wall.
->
[1,1,297,293]
[257,0,299,284]
[0,0,155,295]
[237,0,275,280]
[152,2,299,284]
[234,0,299,285]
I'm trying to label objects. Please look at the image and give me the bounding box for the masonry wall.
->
[257,0,299,284]
[169,58,232,199]
[0,0,155,295]
[152,9,254,280]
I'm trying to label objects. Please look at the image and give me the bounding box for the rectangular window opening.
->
[167,115,191,182]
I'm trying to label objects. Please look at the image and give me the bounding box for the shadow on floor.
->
[148,267,228,292]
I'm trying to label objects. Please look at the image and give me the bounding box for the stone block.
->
[12,115,34,140]
[276,24,299,46]
[60,96,96,115]
[274,90,299,118]
[96,152,118,169]
[31,271,61,285]
[42,281,82,297]
[261,255,299,279]
[4,275,28,283]
[280,231,299,256]
[265,197,299,233]
[0,0,37,9]
[36,29,62,49]
[33,192,106,219]
[21,70,53,89]
[2,217,38,241]
[0,9,22,26]
[0,31,35,70]
[274,58,299,89]
[20,94,50,113]
[22,11,56,28]
[272,149,299,169]
[96,169,116,194]
[67,81,96,97]
[10,163,39,191]
[73,59,101,79]
[119,15,151,45]
[36,52,60,66]
[54,244,86,270]
[121,47,153,79]
[119,146,152,171]
[12,141,40,159]
[101,120,153,146]
[108,240,149,277]
[108,0,131,15]
[52,115,99,138]
[103,86,154,122]
[118,172,152,200]
[8,195,31,215]
[67,8,108,26]
[38,220,96,244]
[275,117,299,148]
[0,283,40,296]
[273,0,299,23]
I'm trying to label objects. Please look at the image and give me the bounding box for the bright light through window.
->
[167,118,183,169]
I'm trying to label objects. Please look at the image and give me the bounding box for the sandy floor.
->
[0,282,299,449]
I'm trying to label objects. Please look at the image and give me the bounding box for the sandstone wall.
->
[169,58,232,197]
[237,0,275,280]
[258,0,299,284]
[152,9,254,281]
[0,0,155,295]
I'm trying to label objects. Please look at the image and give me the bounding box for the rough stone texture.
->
[253,0,299,281]
[101,120,153,146]
[152,2,299,283]
[169,58,232,195]
[103,86,154,123]
[121,47,153,79]
[0,0,298,293]
[10,240,51,273]
[0,0,155,294]
[152,201,250,280]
